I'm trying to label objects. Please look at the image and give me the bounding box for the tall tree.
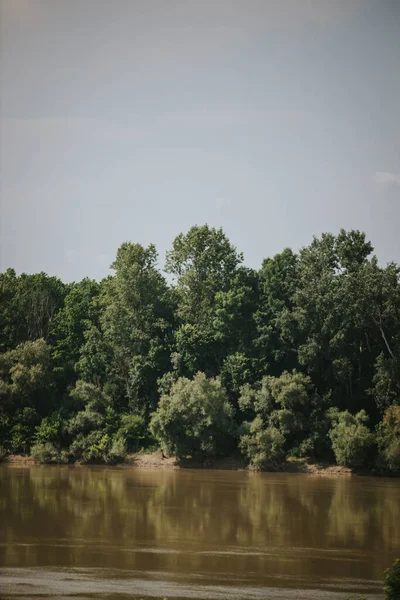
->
[100,243,174,414]
[50,278,100,389]
[19,273,65,342]
[0,339,53,452]
[293,230,379,414]
[165,225,243,326]
[254,248,300,377]
[165,225,244,380]
[0,269,22,352]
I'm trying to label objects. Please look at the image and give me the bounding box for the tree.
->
[166,225,242,327]
[254,248,299,377]
[31,442,68,464]
[149,372,235,460]
[384,559,400,600]
[377,405,400,472]
[75,323,112,389]
[293,231,379,415]
[0,226,399,470]
[239,417,285,470]
[18,273,65,342]
[117,413,146,452]
[100,243,174,414]
[50,278,100,388]
[361,260,400,413]
[165,226,248,384]
[219,352,254,402]
[328,409,374,468]
[0,339,53,451]
[66,381,126,464]
[238,370,329,459]
[0,269,23,352]
[213,267,259,356]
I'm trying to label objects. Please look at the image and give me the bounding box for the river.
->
[0,466,399,599]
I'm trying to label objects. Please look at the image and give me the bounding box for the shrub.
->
[377,406,400,472]
[67,408,104,436]
[106,436,127,464]
[69,380,109,411]
[68,431,126,464]
[0,446,7,462]
[239,416,285,470]
[34,413,63,445]
[329,409,374,468]
[238,371,329,461]
[384,559,400,600]
[150,372,235,460]
[31,442,68,464]
[117,413,146,451]
[69,430,105,463]
[9,407,39,454]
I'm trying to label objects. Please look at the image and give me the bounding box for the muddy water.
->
[0,466,399,599]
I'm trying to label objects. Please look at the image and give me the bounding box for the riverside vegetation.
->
[0,225,399,473]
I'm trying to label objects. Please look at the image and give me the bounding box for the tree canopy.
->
[0,226,399,472]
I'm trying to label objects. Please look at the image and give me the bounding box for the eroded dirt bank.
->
[2,452,354,476]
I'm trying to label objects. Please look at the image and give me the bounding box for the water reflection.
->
[0,466,399,598]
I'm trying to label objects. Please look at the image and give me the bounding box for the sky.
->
[0,0,399,282]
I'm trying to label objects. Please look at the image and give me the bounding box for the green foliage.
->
[117,413,146,451]
[10,407,39,453]
[0,339,51,401]
[254,248,299,376]
[165,225,242,327]
[372,353,400,413]
[219,352,254,400]
[64,381,128,464]
[75,323,111,388]
[0,271,65,353]
[377,406,400,472]
[67,383,107,427]
[69,431,126,464]
[384,559,400,600]
[31,442,68,464]
[107,436,128,464]
[239,417,285,470]
[17,273,65,342]
[213,267,260,356]
[100,242,174,414]
[0,269,22,352]
[0,445,7,461]
[150,372,235,459]
[51,278,100,387]
[0,226,400,472]
[34,413,63,444]
[328,409,375,468]
[238,370,328,459]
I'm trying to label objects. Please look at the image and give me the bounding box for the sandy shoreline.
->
[1,452,356,476]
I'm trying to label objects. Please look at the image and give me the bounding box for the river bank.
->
[1,452,356,476]
[125,452,356,475]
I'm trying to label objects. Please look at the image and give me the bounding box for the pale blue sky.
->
[0,0,399,281]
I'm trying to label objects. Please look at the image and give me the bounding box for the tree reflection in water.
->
[0,466,399,597]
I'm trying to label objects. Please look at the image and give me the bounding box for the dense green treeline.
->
[0,225,399,471]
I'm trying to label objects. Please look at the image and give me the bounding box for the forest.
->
[0,225,399,472]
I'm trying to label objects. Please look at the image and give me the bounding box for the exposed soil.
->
[124,452,353,476]
[283,457,352,476]
[125,451,179,470]
[2,454,35,466]
[0,452,358,476]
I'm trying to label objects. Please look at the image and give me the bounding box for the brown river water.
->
[0,466,399,599]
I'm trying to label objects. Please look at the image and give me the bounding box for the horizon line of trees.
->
[0,225,399,471]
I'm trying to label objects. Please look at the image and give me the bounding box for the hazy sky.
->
[1,0,399,281]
